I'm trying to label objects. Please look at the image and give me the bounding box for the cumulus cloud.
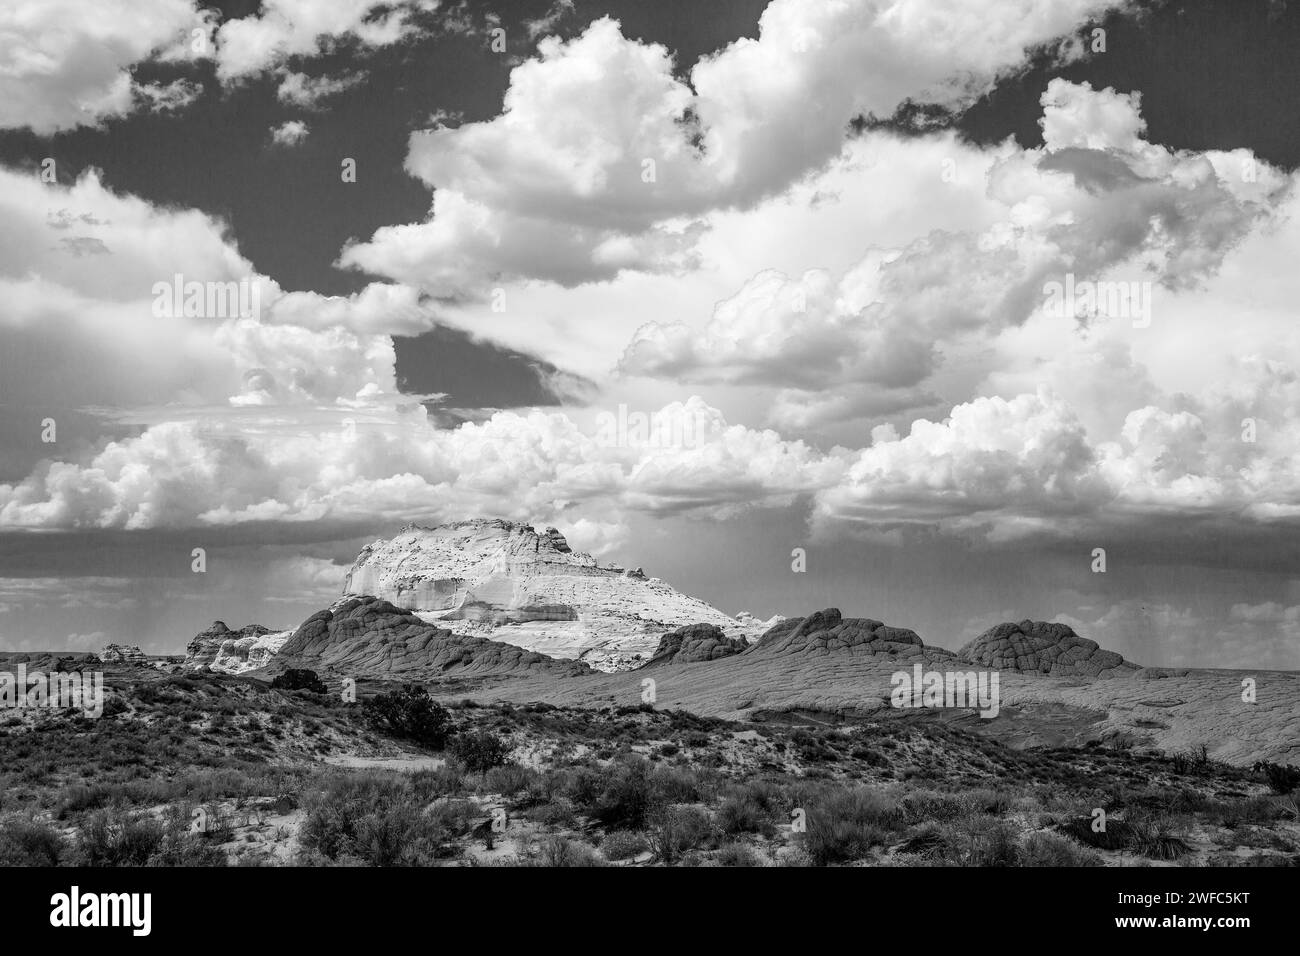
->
[0,398,840,534]
[812,352,1300,540]
[341,0,1131,292]
[621,80,1291,429]
[0,165,401,411]
[0,0,204,132]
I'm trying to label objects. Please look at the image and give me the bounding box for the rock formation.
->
[264,596,591,680]
[746,608,942,659]
[641,623,750,667]
[99,644,151,666]
[185,622,291,675]
[956,620,1139,677]
[341,518,772,669]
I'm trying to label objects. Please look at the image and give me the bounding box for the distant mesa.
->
[340,517,772,669]
[642,623,750,667]
[957,620,1139,678]
[264,596,591,680]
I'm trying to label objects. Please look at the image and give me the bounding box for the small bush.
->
[0,817,66,866]
[714,842,760,867]
[361,686,451,749]
[600,830,648,861]
[800,788,900,866]
[1020,831,1103,866]
[271,669,328,694]
[448,731,510,774]
[1254,761,1300,795]
[531,836,604,867]
[646,805,715,864]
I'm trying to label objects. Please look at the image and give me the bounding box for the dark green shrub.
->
[448,731,509,773]
[271,669,328,694]
[361,686,451,748]
[0,817,66,866]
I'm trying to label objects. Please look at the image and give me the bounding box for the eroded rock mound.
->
[100,644,150,666]
[746,608,934,659]
[266,596,591,680]
[642,624,749,667]
[185,622,291,674]
[957,620,1139,677]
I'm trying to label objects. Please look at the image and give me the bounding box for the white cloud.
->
[276,70,364,108]
[342,0,1131,292]
[0,397,840,534]
[214,0,437,82]
[0,165,400,411]
[620,80,1290,430]
[270,119,310,146]
[0,0,204,132]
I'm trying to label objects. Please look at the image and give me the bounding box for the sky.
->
[1,0,1299,668]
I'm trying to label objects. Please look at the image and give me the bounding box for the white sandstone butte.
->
[342,518,778,670]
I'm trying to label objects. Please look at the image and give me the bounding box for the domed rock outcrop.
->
[264,596,592,680]
[745,608,937,659]
[956,620,1139,677]
[641,623,750,667]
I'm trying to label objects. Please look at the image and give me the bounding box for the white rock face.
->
[209,630,292,675]
[343,518,776,670]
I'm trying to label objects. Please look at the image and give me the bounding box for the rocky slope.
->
[342,519,777,669]
[262,596,591,680]
[958,620,1139,677]
[185,622,292,675]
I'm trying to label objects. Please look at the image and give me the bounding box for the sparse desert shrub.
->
[1130,818,1192,861]
[410,766,464,801]
[300,772,447,865]
[800,788,900,866]
[0,816,66,866]
[599,830,648,861]
[1254,761,1300,795]
[524,801,576,828]
[74,810,165,867]
[531,836,604,867]
[717,793,777,837]
[646,805,715,864]
[361,686,451,749]
[1020,831,1103,866]
[483,763,535,797]
[448,731,510,773]
[714,842,760,867]
[961,818,1021,866]
[1058,815,1138,851]
[649,764,701,804]
[585,760,652,830]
